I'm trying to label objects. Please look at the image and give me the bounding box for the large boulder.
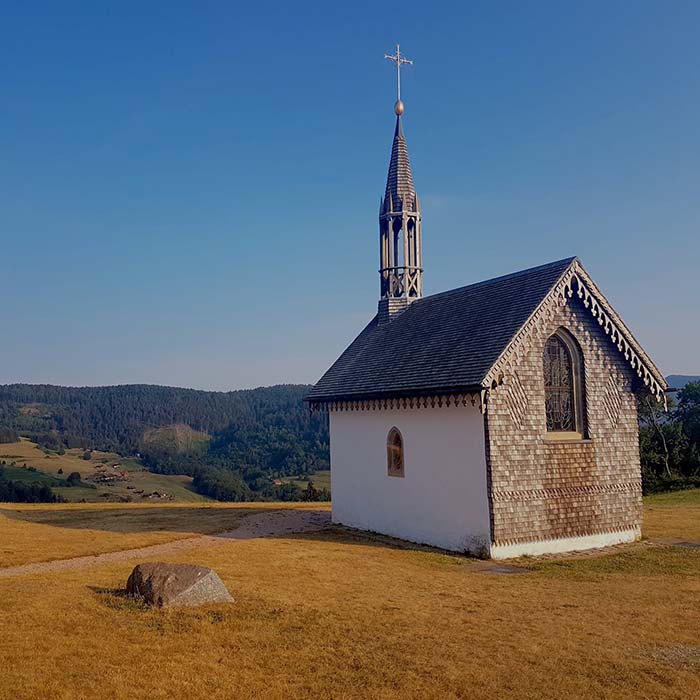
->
[126,562,234,608]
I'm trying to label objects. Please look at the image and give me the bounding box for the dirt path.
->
[0,509,331,579]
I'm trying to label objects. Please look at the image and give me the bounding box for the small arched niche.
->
[386,427,405,477]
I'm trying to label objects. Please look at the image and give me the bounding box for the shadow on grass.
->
[88,586,234,628]
[0,505,272,533]
[290,526,700,575]
[292,524,457,553]
[88,585,150,612]
[0,503,478,558]
[12,505,694,575]
[283,525,500,565]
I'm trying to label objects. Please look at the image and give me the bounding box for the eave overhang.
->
[305,385,486,413]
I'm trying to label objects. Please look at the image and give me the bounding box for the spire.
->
[384,115,417,214]
[382,44,417,214]
[378,44,423,322]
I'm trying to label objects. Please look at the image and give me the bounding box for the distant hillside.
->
[666,375,700,391]
[143,424,211,454]
[0,384,329,494]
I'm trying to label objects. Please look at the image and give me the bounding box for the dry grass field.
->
[0,502,327,567]
[0,492,699,700]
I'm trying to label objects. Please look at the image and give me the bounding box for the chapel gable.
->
[485,283,649,550]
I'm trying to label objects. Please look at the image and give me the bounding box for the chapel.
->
[305,47,667,558]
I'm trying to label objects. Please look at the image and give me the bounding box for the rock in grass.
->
[126,562,234,608]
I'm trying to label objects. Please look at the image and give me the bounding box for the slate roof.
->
[382,117,417,213]
[305,257,577,403]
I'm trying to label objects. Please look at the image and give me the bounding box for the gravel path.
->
[0,509,331,579]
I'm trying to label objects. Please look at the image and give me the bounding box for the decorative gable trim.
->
[484,259,667,406]
[564,263,667,403]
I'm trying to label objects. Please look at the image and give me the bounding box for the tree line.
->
[3,381,698,502]
[0,383,329,501]
[639,381,700,492]
[191,469,330,502]
[0,466,60,503]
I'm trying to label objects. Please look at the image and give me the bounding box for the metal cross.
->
[384,44,413,102]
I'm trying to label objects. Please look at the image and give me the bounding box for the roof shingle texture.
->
[306,257,576,402]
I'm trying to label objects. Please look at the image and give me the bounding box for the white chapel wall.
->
[329,404,491,555]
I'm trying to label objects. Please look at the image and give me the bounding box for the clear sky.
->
[2,1,698,390]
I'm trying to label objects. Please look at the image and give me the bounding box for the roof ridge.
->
[416,257,578,304]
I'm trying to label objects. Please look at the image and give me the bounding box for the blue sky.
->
[1,1,698,389]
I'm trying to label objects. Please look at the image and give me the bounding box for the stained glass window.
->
[387,427,404,477]
[544,334,576,432]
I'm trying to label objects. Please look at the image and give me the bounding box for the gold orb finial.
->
[394,99,404,116]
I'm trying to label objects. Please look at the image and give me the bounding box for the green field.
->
[0,464,67,486]
[281,469,331,492]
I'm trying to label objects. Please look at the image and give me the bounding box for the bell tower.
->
[378,44,422,324]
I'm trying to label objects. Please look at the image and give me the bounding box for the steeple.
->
[378,45,423,324]
[383,116,417,214]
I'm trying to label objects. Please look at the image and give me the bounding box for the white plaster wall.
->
[329,404,491,555]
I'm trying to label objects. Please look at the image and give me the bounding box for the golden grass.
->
[0,502,327,567]
[0,495,699,699]
[643,488,700,540]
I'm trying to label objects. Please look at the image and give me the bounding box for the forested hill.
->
[0,383,328,485]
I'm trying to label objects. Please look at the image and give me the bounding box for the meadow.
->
[0,492,699,699]
[281,469,331,492]
[0,438,207,503]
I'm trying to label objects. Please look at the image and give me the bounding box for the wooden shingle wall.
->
[486,293,643,547]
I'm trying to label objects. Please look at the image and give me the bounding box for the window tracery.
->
[544,331,586,437]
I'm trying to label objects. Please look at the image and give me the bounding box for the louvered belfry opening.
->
[379,116,422,304]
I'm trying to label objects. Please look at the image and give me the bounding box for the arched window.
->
[386,427,405,477]
[543,330,586,437]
